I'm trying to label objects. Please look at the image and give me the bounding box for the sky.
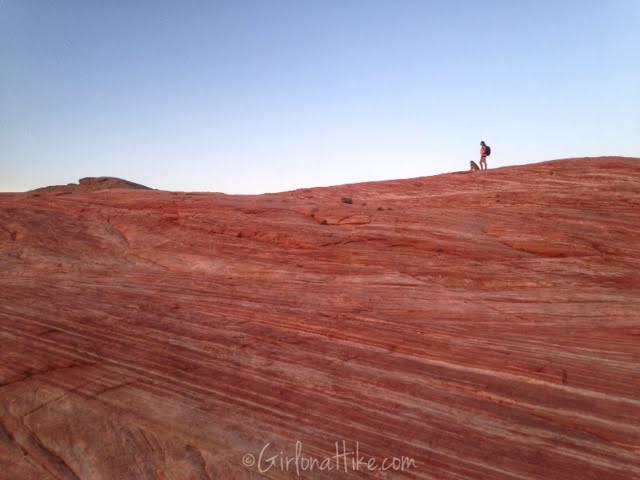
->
[1,0,639,193]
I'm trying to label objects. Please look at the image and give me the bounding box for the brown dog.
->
[470,160,480,172]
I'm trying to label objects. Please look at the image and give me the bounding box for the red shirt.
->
[480,145,487,157]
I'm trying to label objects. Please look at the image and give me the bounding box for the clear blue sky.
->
[1,1,639,193]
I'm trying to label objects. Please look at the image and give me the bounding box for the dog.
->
[470,160,480,172]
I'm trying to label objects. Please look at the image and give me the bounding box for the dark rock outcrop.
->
[30,176,150,193]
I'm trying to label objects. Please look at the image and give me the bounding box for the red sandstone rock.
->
[1,157,639,479]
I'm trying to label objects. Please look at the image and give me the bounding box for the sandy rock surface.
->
[1,157,639,479]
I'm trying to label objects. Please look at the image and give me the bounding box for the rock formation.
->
[1,157,639,479]
[30,176,150,194]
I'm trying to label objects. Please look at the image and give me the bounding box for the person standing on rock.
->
[480,141,491,170]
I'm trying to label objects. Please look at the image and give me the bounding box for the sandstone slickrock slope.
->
[1,157,639,479]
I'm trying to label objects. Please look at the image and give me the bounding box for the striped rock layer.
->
[1,157,639,479]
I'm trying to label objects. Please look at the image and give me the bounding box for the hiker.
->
[480,141,491,170]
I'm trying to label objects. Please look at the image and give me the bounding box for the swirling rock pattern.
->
[1,157,639,479]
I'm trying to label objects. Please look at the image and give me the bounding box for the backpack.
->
[485,145,491,156]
